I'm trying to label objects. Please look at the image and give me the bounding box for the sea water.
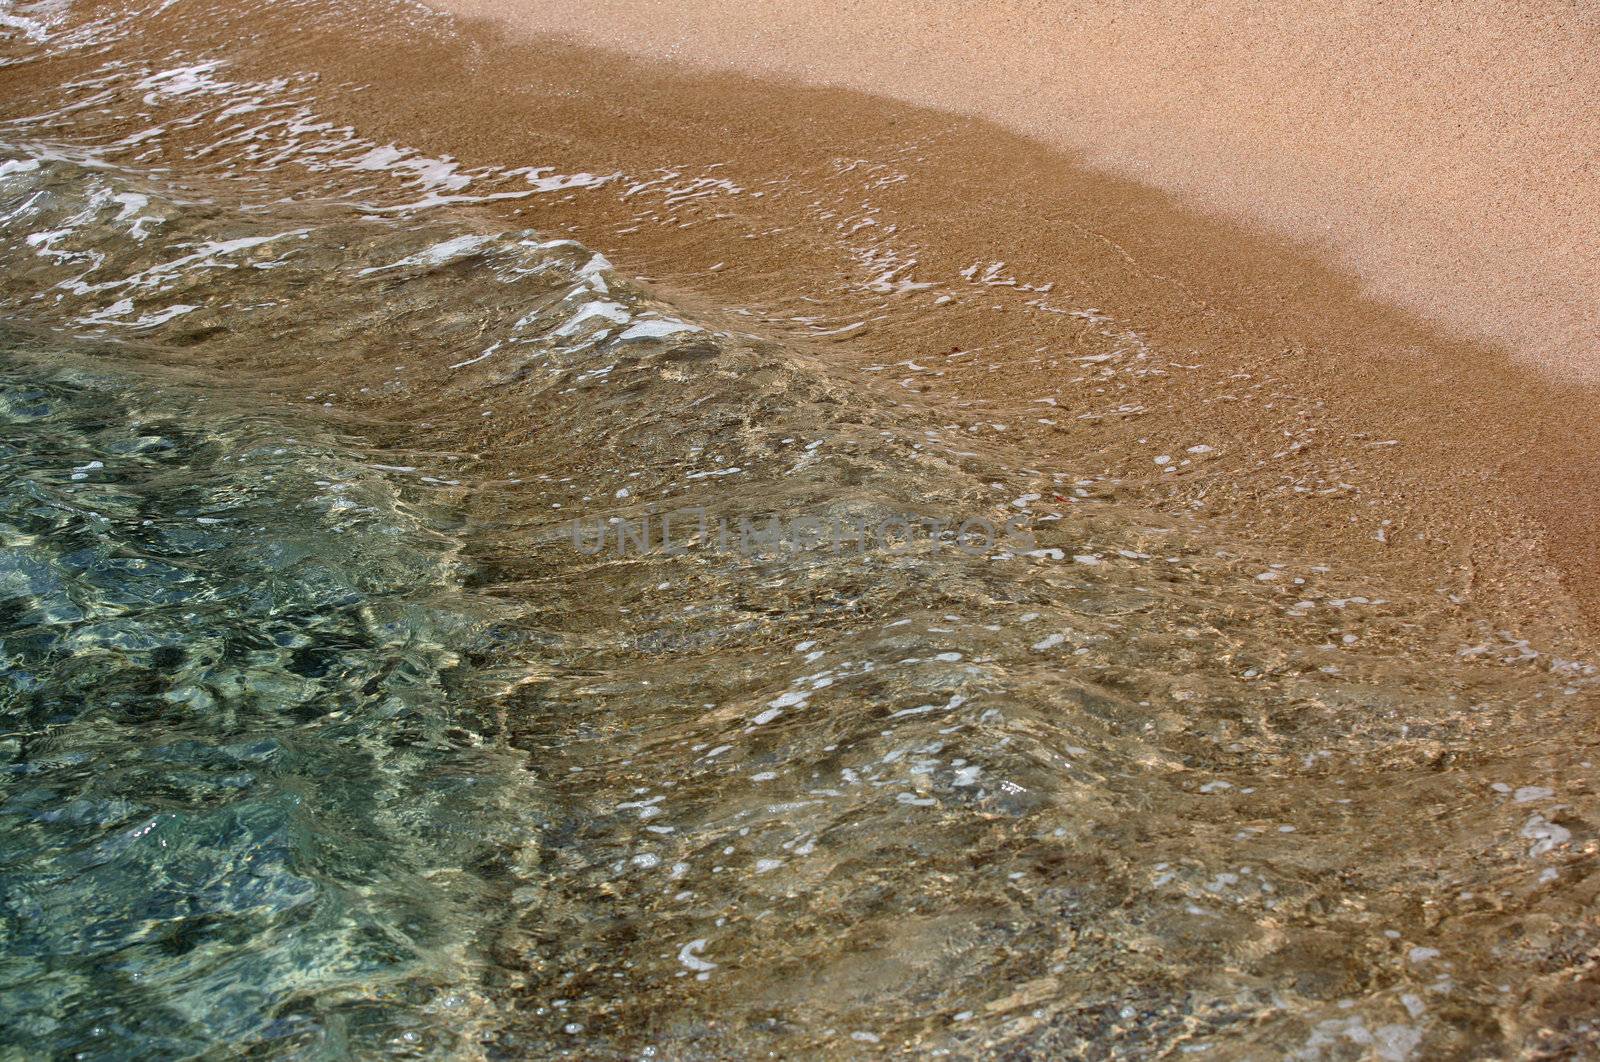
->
[2,1,1599,1057]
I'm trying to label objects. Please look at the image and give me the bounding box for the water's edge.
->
[3,1,1600,1058]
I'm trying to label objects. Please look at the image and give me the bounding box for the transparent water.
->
[2,0,1599,1057]
[0,339,535,1056]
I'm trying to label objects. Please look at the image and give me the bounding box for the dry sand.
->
[438,0,1600,379]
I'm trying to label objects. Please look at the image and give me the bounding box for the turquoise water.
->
[0,339,531,1056]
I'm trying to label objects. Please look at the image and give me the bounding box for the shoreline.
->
[434,0,1600,380]
[11,0,1599,646]
[309,0,1594,645]
[9,1,1600,1053]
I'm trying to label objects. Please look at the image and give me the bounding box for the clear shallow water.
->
[0,340,535,1056]
[2,1,1600,1058]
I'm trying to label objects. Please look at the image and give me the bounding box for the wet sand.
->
[26,0,1600,645]
[436,0,1600,378]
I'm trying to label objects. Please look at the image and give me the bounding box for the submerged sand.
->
[436,0,1600,379]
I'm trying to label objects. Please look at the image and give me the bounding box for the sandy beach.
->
[438,0,1600,378]
[252,0,1600,641]
[9,0,1600,630]
[7,0,1600,1054]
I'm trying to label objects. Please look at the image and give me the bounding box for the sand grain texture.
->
[438,0,1600,376]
